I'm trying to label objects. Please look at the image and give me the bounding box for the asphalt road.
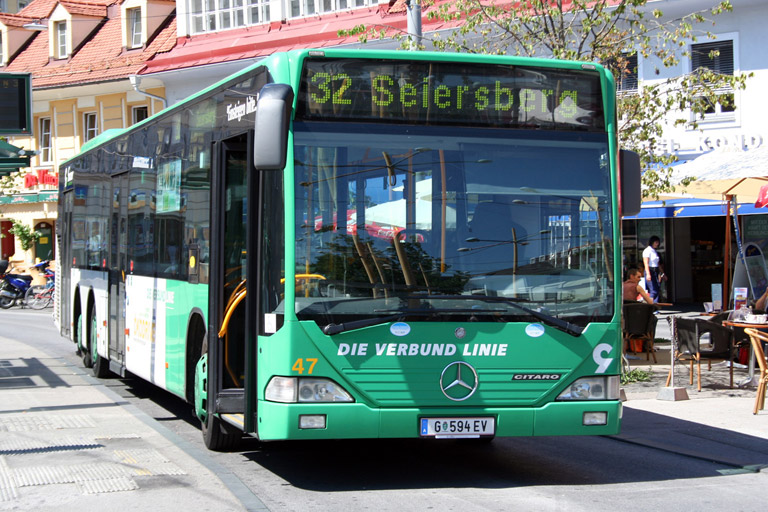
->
[5,306,767,511]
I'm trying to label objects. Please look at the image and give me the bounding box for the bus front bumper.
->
[251,400,622,440]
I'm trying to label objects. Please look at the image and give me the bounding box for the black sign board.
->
[296,58,605,131]
[0,73,32,135]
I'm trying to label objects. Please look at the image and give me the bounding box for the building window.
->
[189,0,270,34]
[128,8,143,48]
[691,40,735,121]
[288,0,369,19]
[132,106,149,124]
[616,53,638,94]
[39,118,52,163]
[55,21,68,59]
[84,113,98,142]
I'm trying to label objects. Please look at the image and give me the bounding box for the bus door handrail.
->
[218,279,247,387]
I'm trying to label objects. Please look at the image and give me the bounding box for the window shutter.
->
[691,41,734,75]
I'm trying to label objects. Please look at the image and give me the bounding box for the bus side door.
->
[108,172,129,373]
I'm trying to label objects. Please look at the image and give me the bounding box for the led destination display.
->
[297,58,605,130]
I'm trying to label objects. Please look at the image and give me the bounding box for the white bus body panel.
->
[124,274,168,389]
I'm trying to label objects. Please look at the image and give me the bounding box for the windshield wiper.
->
[322,306,496,335]
[323,314,403,335]
[409,295,584,337]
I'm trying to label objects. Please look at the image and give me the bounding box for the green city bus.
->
[57,49,641,450]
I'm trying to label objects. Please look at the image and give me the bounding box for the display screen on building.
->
[0,73,33,135]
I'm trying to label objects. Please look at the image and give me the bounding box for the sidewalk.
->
[618,305,768,469]
[0,335,264,511]
[1,307,766,511]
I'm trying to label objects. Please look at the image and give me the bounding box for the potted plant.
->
[7,219,41,256]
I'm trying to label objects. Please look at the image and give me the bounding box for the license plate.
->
[419,417,495,438]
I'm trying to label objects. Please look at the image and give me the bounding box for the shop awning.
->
[0,190,58,204]
[0,139,31,174]
[624,197,765,219]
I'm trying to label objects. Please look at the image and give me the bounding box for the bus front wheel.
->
[198,337,241,452]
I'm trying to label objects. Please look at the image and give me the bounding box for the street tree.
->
[339,0,751,198]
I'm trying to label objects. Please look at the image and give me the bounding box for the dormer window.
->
[55,21,67,59]
[128,8,142,48]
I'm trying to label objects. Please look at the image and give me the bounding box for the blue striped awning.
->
[624,197,765,219]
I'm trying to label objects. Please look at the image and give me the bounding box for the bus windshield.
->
[293,122,614,327]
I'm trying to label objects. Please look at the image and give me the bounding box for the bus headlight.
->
[265,376,354,403]
[556,376,619,401]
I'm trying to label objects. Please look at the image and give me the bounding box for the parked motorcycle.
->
[0,260,34,309]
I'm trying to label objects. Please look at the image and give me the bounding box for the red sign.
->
[755,184,768,208]
[24,169,57,189]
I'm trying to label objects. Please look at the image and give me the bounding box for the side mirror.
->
[620,149,641,217]
[253,83,294,170]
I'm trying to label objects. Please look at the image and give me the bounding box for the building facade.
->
[0,0,174,263]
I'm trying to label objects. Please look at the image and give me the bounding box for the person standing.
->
[643,235,662,302]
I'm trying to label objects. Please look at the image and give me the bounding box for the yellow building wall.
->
[2,87,165,263]
[98,93,126,131]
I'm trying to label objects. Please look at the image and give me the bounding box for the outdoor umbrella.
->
[670,145,768,306]
[671,145,768,203]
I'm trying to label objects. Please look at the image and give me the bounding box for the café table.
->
[722,319,768,387]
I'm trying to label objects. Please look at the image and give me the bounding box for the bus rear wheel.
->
[90,304,109,378]
[76,310,93,369]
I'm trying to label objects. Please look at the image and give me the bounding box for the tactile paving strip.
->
[113,449,186,476]
[13,462,130,486]
[0,414,97,432]
[77,477,139,494]
[0,436,102,455]
[0,457,17,502]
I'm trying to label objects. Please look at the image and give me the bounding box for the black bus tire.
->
[90,304,110,378]
[199,337,241,451]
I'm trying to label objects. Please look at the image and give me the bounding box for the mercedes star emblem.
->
[440,361,479,401]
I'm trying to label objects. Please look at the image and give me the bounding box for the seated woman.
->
[623,267,654,304]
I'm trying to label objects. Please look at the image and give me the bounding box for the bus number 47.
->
[292,358,318,375]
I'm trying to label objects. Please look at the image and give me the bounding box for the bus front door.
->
[108,172,129,374]
[210,132,261,435]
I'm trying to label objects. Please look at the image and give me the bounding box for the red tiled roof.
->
[4,2,178,89]
[142,4,456,74]
[59,1,109,17]
[0,13,36,27]
[16,0,58,19]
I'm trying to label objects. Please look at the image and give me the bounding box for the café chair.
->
[666,317,734,391]
[622,303,658,363]
[743,328,768,415]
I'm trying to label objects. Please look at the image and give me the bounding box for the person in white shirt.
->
[642,236,661,302]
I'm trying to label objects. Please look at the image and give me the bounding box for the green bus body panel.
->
[256,401,620,440]
[255,320,621,439]
[161,281,208,397]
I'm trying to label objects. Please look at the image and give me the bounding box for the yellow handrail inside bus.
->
[279,273,327,284]
[219,280,247,387]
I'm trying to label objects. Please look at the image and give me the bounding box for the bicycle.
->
[24,273,55,310]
